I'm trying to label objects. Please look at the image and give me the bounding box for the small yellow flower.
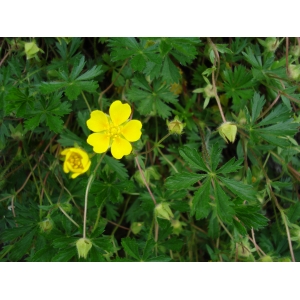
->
[86,100,142,159]
[61,148,91,179]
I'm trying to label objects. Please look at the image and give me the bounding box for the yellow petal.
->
[87,133,110,153]
[61,148,71,156]
[71,172,82,179]
[121,120,142,142]
[86,110,109,133]
[82,160,91,173]
[63,161,70,173]
[109,100,131,126]
[111,137,132,159]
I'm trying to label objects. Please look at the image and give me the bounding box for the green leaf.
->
[216,157,243,174]
[233,219,247,236]
[130,53,147,71]
[127,75,178,119]
[251,92,265,124]
[165,172,206,190]
[5,87,35,116]
[218,176,256,201]
[192,178,211,220]
[256,104,291,127]
[159,237,184,251]
[24,93,71,133]
[51,246,77,262]
[9,229,37,261]
[161,56,181,83]
[142,239,156,261]
[235,202,268,229]
[40,56,102,101]
[121,237,140,260]
[223,65,254,111]
[209,144,223,171]
[103,155,129,180]
[214,180,235,224]
[179,146,209,172]
[208,213,220,238]
[287,202,300,223]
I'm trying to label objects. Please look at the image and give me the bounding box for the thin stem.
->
[83,173,94,239]
[217,216,234,240]
[58,204,80,227]
[281,211,295,262]
[286,37,289,76]
[111,197,130,236]
[258,93,280,120]
[81,91,92,113]
[138,133,171,155]
[157,147,178,173]
[134,157,156,205]
[98,59,128,106]
[83,152,106,239]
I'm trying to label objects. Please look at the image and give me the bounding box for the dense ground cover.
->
[0,37,300,262]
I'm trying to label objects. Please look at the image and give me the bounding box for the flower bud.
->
[265,37,279,52]
[288,64,300,81]
[291,45,300,57]
[260,255,273,262]
[155,203,174,220]
[60,202,73,213]
[278,257,291,262]
[218,122,237,143]
[76,238,93,259]
[131,222,144,235]
[204,84,215,98]
[171,219,183,235]
[39,218,54,233]
[167,116,186,135]
[24,41,43,60]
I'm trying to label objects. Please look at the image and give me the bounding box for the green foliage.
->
[1,37,300,262]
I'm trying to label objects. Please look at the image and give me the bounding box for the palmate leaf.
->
[40,56,102,100]
[121,237,141,261]
[165,172,207,190]
[251,92,266,125]
[217,176,256,202]
[23,93,71,133]
[234,202,268,229]
[179,145,209,172]
[216,157,243,174]
[214,180,235,224]
[127,74,178,119]
[192,178,211,220]
[223,65,254,111]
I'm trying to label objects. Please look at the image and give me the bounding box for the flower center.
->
[68,153,83,170]
[108,126,121,139]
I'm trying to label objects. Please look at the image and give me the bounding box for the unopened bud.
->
[167,116,185,135]
[155,203,174,220]
[24,41,42,60]
[288,64,300,81]
[260,255,273,262]
[39,218,54,233]
[265,37,279,52]
[131,222,143,235]
[218,122,237,143]
[291,45,300,57]
[76,238,93,259]
[171,219,183,235]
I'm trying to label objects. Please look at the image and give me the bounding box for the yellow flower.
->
[61,148,91,179]
[86,100,142,159]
